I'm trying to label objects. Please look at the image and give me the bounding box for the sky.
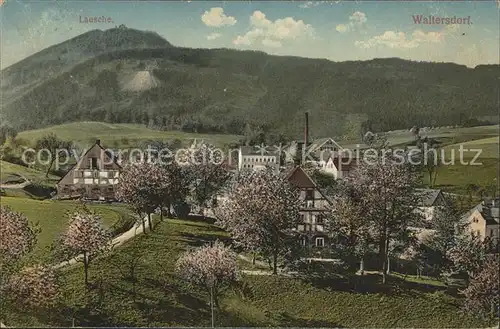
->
[1,0,499,69]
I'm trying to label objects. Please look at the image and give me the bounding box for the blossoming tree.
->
[61,209,112,286]
[216,168,302,274]
[176,241,238,327]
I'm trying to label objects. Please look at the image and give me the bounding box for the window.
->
[90,158,98,169]
[299,214,305,222]
[316,215,324,224]
[315,237,324,247]
[305,190,314,200]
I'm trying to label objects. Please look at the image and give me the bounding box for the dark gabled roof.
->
[468,198,500,225]
[415,188,443,207]
[57,141,121,185]
[99,145,122,168]
[285,166,333,205]
[308,137,344,152]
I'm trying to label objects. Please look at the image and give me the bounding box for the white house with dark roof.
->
[406,188,449,243]
[56,139,121,200]
[415,188,448,222]
[463,198,499,242]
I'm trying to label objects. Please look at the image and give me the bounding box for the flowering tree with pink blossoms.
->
[118,161,187,230]
[214,198,262,265]
[6,264,59,310]
[176,241,238,327]
[117,162,162,232]
[216,168,302,275]
[326,181,374,274]
[61,208,112,286]
[0,205,37,264]
[341,154,423,283]
[0,205,58,323]
[462,254,499,319]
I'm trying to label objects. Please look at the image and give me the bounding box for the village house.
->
[317,153,358,179]
[286,166,332,251]
[462,198,499,242]
[406,188,448,243]
[415,188,448,222]
[56,139,121,200]
[283,113,356,179]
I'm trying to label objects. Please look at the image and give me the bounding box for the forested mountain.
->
[1,27,498,139]
[1,27,171,102]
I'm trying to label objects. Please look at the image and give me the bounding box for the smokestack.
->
[304,112,309,147]
[96,139,101,146]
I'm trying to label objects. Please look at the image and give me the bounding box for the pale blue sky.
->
[1,1,499,69]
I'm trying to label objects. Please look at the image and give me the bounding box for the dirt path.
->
[0,175,30,189]
[52,215,150,270]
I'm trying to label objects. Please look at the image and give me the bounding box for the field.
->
[0,197,135,263]
[17,122,242,148]
[428,135,498,194]
[442,136,499,159]
[5,217,492,328]
[342,124,499,149]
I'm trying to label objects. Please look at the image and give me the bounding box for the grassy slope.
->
[442,136,499,159]
[0,197,132,262]
[0,160,60,183]
[428,135,499,194]
[389,125,498,147]
[0,160,60,199]
[17,122,242,148]
[7,218,491,328]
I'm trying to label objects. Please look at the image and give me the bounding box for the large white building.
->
[238,146,280,173]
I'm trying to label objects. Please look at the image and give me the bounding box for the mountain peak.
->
[1,27,172,96]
